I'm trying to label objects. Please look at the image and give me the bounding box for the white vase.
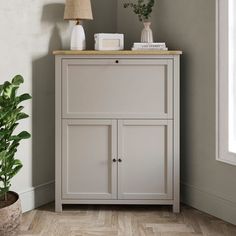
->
[141,22,153,43]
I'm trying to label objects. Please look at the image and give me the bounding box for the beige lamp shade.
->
[64,0,93,20]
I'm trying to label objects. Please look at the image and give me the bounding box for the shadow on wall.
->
[31,3,67,207]
[84,0,118,49]
[30,0,118,208]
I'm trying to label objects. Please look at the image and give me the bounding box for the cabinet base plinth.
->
[56,199,180,213]
[55,203,62,213]
[173,203,180,213]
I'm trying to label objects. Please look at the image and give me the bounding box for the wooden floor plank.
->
[19,203,236,236]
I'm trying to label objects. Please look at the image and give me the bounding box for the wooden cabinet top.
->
[53,50,182,56]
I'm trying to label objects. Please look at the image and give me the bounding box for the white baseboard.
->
[181,182,236,225]
[19,181,55,213]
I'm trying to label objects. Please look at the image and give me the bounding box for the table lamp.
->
[64,0,93,50]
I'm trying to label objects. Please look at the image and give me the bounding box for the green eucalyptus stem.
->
[124,0,155,22]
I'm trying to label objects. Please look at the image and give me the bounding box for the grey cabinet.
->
[55,51,181,213]
[62,120,117,200]
[117,120,173,200]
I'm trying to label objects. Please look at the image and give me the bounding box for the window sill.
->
[216,156,236,166]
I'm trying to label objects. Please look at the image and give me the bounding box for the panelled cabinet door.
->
[62,120,117,199]
[118,120,173,200]
[62,59,173,119]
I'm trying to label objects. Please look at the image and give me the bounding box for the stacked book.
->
[132,42,168,51]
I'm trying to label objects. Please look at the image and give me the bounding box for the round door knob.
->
[115,60,119,64]
[118,158,122,163]
[113,159,117,162]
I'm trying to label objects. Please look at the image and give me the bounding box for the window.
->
[217,0,236,165]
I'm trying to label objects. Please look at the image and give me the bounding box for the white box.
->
[94,33,124,51]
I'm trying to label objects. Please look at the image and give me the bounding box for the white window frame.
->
[216,0,236,165]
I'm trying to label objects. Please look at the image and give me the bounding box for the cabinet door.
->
[62,59,173,119]
[118,120,173,200]
[62,120,117,199]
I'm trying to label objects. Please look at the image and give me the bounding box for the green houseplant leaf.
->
[12,75,24,86]
[17,93,32,104]
[0,75,31,201]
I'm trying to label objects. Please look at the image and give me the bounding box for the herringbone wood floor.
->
[19,203,236,236]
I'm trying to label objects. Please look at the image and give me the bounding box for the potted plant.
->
[124,0,156,43]
[0,75,31,236]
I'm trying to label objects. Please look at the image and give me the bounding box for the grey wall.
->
[0,0,114,212]
[1,0,236,224]
[85,0,118,49]
[118,0,236,225]
[0,0,71,211]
